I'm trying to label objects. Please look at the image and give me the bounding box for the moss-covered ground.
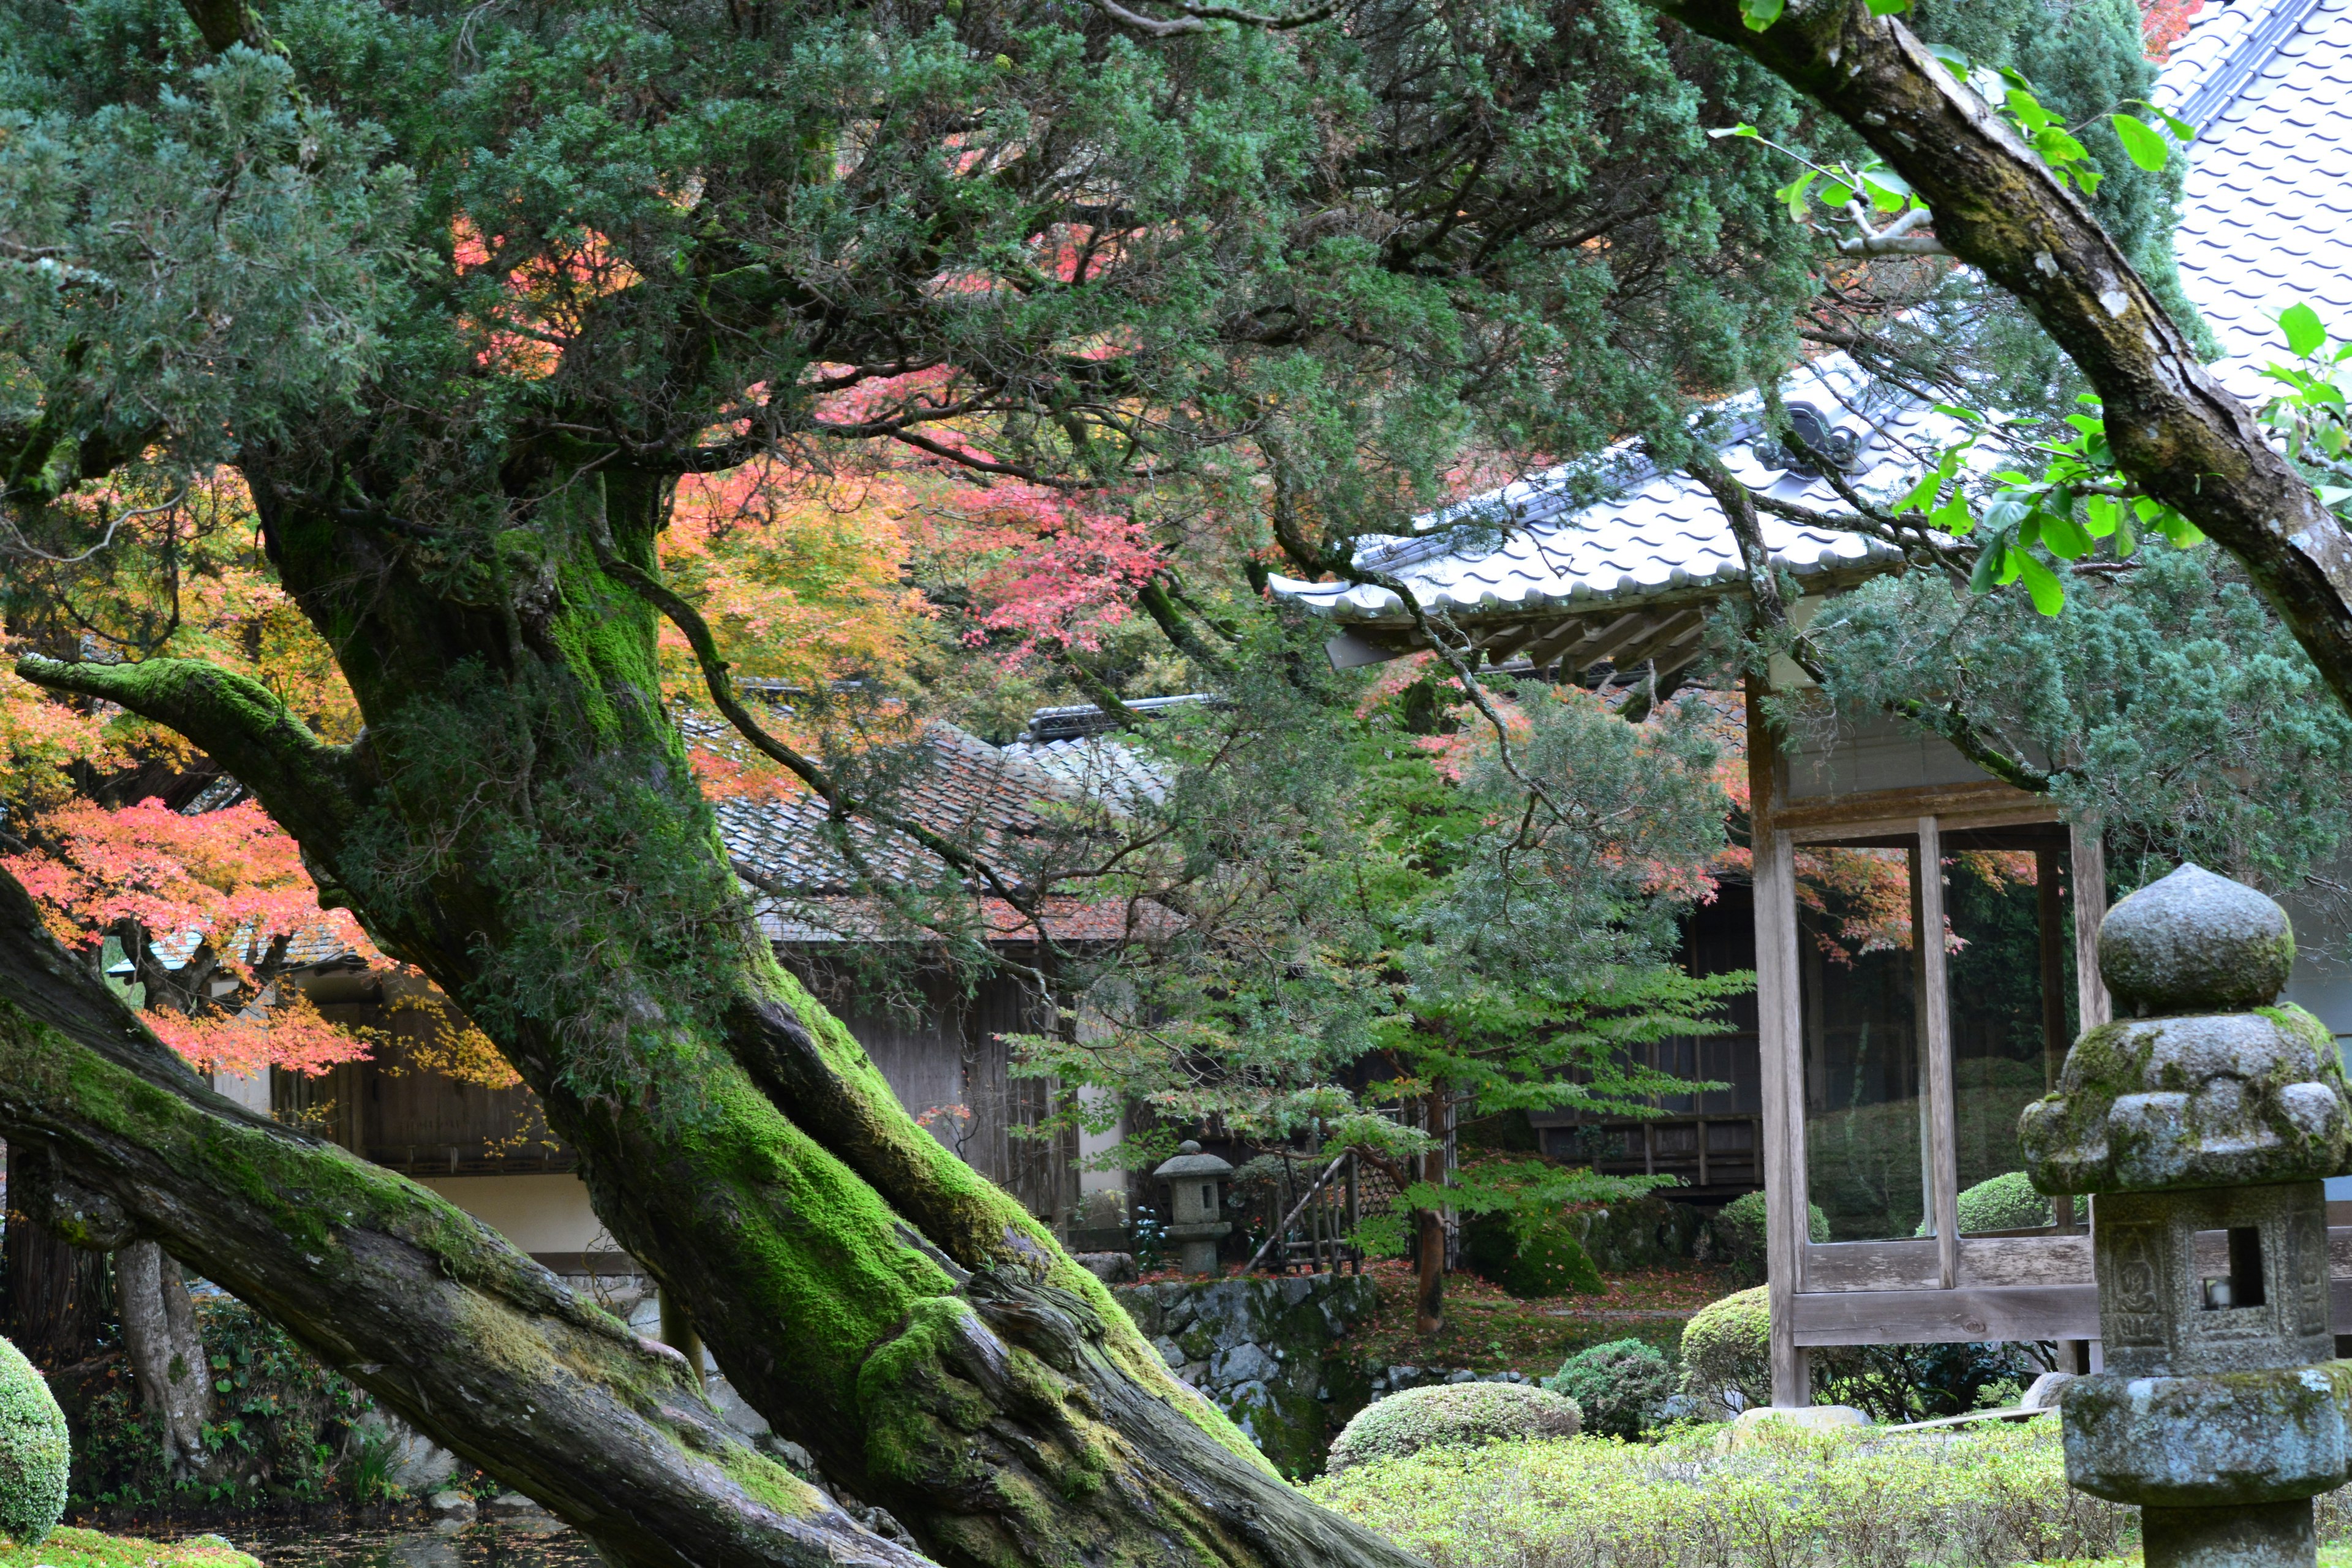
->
[1343,1258,1739,1379]
[0,1528,258,1568]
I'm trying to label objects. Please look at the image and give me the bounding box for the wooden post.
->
[1749,679,1811,1407]
[2072,824,2111,1030]
[1917,816,1959,1288]
[2062,824,2109,1269]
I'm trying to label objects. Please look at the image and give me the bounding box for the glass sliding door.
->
[1796,834,1932,1242]
[1943,823,2081,1234]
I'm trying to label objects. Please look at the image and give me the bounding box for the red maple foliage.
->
[2141,0,2203,58]
[926,484,1166,661]
[2,797,375,1076]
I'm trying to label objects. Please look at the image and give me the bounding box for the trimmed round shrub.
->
[1504,1221,1604,1298]
[1544,1338,1676,1441]
[1678,1285,1770,1417]
[1713,1191,1828,1251]
[1912,1172,2056,1237]
[0,1334,69,1545]
[1327,1382,1581,1474]
[1956,1171,2056,1233]
[1461,1214,1605,1299]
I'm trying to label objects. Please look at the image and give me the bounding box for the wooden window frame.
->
[1749,681,2116,1406]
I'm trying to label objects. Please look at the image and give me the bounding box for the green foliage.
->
[1677,1286,1770,1419]
[0,0,1826,565]
[66,1297,372,1513]
[1304,1420,2133,1568]
[1676,1284,2046,1426]
[1542,1340,1675,1442]
[0,1335,68,1546]
[1015,660,1747,1256]
[1815,1340,2046,1426]
[1804,546,2352,933]
[1325,1384,1581,1476]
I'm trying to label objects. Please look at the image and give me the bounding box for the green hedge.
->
[1306,1420,2133,1568]
[1678,1286,1770,1417]
[0,1336,68,1545]
[1327,1384,1581,1475]
[1543,1340,1674,1442]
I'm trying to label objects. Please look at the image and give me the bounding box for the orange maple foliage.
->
[657,461,930,692]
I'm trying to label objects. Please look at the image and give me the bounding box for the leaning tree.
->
[5,0,2342,1561]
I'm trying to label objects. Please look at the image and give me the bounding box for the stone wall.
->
[1114,1273,1378,1478]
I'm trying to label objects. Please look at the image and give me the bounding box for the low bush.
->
[1679,1285,1770,1416]
[1327,1384,1581,1475]
[1544,1340,1676,1441]
[1461,1215,1605,1299]
[0,1335,69,1545]
[1306,1418,2133,1568]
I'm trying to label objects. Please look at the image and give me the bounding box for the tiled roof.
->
[708,716,1170,946]
[1271,8,2352,654]
[2166,0,2352,400]
[714,721,1074,893]
[1000,734,1170,805]
[1269,355,1958,637]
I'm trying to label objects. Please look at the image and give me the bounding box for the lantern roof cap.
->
[2100,863,2294,1016]
[1154,1140,1234,1180]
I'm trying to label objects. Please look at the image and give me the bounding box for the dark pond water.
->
[222,1525,600,1568]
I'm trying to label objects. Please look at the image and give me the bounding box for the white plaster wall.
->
[414,1172,609,1256]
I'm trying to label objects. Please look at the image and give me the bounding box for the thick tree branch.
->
[1137,580,1235,674]
[14,655,366,850]
[0,866,924,1568]
[1082,0,1336,37]
[590,550,1079,965]
[1651,0,2352,712]
[176,0,271,53]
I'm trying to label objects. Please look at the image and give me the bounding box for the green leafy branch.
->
[1896,307,2352,616]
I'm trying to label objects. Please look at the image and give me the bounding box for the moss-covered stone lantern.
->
[1153,1140,1233,1276]
[2021,864,2352,1568]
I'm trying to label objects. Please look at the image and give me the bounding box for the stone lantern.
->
[2021,864,2352,1568]
[1153,1140,1233,1276]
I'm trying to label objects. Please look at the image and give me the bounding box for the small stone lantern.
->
[1153,1140,1233,1276]
[2021,864,2352,1568]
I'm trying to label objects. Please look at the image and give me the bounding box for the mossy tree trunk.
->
[0,864,930,1568]
[0,1150,109,1368]
[15,467,1420,1568]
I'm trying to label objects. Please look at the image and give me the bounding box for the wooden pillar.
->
[1917,816,1959,1287]
[2071,825,2111,1030]
[1749,678,1810,1407]
[2061,826,2110,1255]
